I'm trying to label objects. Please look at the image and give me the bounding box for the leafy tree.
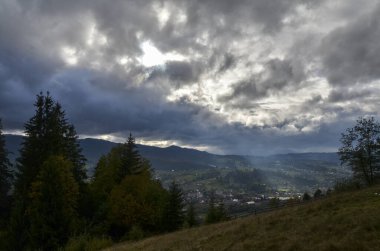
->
[0,119,12,226]
[90,135,169,239]
[107,174,167,239]
[326,188,332,196]
[302,192,311,201]
[269,197,280,208]
[8,93,86,250]
[162,181,185,232]
[339,117,380,185]
[91,142,152,228]
[28,156,79,251]
[314,189,322,198]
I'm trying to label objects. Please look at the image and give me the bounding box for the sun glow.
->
[138,41,188,67]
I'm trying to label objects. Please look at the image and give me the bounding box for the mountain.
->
[4,135,341,172]
[4,135,251,173]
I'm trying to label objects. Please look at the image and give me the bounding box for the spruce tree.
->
[119,133,144,179]
[0,119,12,226]
[29,156,79,250]
[215,203,228,221]
[185,201,197,228]
[163,181,185,232]
[14,93,86,198]
[205,192,218,224]
[9,92,86,250]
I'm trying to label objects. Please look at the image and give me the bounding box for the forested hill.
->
[4,135,251,172]
[4,134,339,174]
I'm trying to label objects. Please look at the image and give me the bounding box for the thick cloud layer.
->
[0,0,380,155]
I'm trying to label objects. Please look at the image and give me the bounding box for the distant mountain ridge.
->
[4,134,340,175]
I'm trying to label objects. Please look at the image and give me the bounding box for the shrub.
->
[334,178,362,192]
[127,225,145,241]
[62,234,113,251]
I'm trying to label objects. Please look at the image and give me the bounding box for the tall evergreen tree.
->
[205,192,217,224]
[205,191,227,224]
[185,201,197,228]
[28,156,79,251]
[0,119,12,226]
[14,93,86,198]
[119,133,145,179]
[9,92,86,250]
[163,181,185,232]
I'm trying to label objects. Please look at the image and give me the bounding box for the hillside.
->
[105,186,380,251]
[4,134,348,192]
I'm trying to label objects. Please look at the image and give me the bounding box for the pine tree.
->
[0,119,12,226]
[215,203,228,221]
[163,181,185,232]
[14,93,86,198]
[205,192,217,224]
[119,133,145,179]
[205,191,228,224]
[28,156,79,251]
[185,201,197,228]
[9,92,86,250]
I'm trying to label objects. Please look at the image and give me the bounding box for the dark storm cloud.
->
[218,53,235,73]
[175,0,311,33]
[1,0,379,155]
[321,3,380,86]
[145,0,315,54]
[148,60,203,84]
[219,58,305,107]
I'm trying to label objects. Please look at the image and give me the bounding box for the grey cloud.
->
[321,4,380,85]
[218,53,235,73]
[1,0,379,155]
[327,88,372,103]
[181,0,310,33]
[148,60,203,85]
[219,58,305,107]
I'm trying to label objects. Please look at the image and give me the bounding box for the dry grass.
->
[104,186,380,251]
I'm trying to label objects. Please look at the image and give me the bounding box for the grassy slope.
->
[105,186,380,251]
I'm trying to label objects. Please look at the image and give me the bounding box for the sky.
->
[1,0,380,155]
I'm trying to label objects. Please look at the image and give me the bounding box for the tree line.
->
[0,93,229,250]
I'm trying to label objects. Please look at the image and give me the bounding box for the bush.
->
[62,234,113,251]
[0,230,8,250]
[302,192,311,201]
[127,225,145,241]
[334,179,362,193]
[314,189,322,198]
